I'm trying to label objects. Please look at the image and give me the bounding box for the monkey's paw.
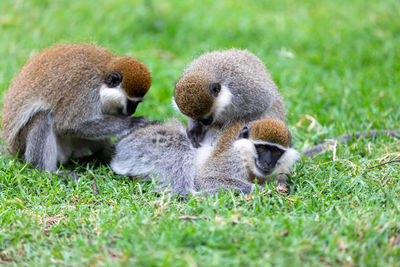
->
[130,116,150,128]
[275,182,290,195]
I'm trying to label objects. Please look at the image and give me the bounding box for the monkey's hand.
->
[187,120,206,148]
[115,116,151,138]
[129,116,151,128]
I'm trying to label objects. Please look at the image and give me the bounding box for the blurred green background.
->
[0,0,399,265]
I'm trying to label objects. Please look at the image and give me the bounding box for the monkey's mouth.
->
[255,160,274,176]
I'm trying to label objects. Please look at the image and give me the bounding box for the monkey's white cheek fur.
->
[274,148,300,174]
[213,85,233,118]
[100,84,127,115]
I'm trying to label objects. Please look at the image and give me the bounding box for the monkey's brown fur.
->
[174,71,214,118]
[212,117,292,157]
[2,43,151,156]
[250,118,291,148]
[107,57,151,98]
[212,123,243,156]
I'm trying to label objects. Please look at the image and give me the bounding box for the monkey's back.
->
[2,44,114,154]
[111,120,196,194]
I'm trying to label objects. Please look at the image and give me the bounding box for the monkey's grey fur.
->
[174,49,286,147]
[111,120,197,195]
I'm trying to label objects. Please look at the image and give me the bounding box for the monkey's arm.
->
[61,115,150,139]
[187,119,207,148]
[302,130,400,158]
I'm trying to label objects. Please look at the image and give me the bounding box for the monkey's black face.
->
[255,144,285,175]
[238,126,285,175]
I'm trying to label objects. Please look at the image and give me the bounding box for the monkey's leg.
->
[64,115,150,139]
[23,111,58,172]
[170,173,196,196]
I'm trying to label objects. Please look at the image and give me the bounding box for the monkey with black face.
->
[173,49,286,148]
[1,43,152,172]
[111,117,299,195]
[194,117,300,195]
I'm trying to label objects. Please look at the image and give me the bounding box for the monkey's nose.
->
[126,100,140,115]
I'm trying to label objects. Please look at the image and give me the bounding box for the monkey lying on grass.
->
[111,117,300,195]
[110,115,400,196]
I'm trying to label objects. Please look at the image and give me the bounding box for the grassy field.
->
[1,0,400,265]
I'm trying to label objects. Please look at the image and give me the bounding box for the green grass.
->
[1,0,400,265]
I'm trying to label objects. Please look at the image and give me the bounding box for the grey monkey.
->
[110,117,299,195]
[173,49,286,148]
[1,43,152,172]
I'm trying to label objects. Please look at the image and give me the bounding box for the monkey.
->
[1,43,152,173]
[194,117,300,195]
[109,108,400,196]
[110,117,299,196]
[198,126,400,195]
[173,48,286,148]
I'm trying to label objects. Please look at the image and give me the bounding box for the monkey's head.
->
[234,118,299,182]
[100,57,152,115]
[173,70,228,126]
[174,49,279,129]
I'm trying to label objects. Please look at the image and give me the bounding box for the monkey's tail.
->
[302,130,400,158]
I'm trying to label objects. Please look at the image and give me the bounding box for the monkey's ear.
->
[208,83,221,97]
[106,72,123,88]
[238,126,249,139]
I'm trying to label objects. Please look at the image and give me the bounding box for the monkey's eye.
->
[106,72,123,88]
[238,126,249,139]
[208,83,221,97]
